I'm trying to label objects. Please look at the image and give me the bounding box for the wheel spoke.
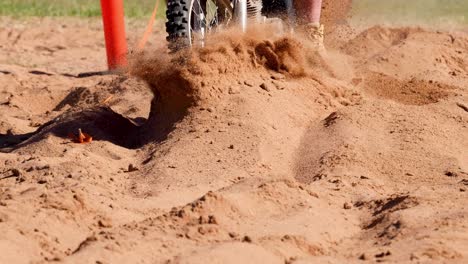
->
[190,0,222,46]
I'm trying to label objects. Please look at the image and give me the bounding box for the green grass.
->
[0,0,165,18]
[351,0,468,26]
[0,0,467,27]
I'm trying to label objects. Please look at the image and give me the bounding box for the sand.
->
[0,11,467,264]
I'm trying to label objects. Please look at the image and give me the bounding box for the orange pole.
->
[100,0,128,70]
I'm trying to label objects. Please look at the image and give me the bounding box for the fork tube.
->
[285,0,296,27]
[234,0,247,32]
[192,3,206,46]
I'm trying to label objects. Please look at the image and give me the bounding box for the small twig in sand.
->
[101,95,114,105]
[0,169,21,180]
[0,175,16,181]
[72,236,97,255]
[29,70,54,76]
[456,102,468,112]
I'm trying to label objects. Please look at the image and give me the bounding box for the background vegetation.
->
[351,0,468,26]
[0,0,165,18]
[0,0,466,26]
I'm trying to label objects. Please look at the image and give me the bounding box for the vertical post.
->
[100,0,128,70]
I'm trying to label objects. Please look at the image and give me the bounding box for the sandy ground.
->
[0,12,467,264]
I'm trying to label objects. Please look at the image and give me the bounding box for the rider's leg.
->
[295,0,322,25]
[294,0,324,47]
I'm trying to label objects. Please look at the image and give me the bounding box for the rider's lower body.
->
[294,0,324,47]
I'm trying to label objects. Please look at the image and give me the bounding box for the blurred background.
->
[0,0,164,18]
[0,0,466,28]
[351,0,467,27]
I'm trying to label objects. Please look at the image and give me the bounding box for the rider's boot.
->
[301,22,325,51]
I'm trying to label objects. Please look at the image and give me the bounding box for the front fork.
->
[233,0,296,33]
[233,0,247,32]
[192,2,206,46]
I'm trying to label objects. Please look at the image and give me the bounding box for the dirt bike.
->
[165,0,295,49]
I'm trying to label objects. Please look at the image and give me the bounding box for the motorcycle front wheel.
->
[165,0,233,50]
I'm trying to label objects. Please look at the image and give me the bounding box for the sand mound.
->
[342,26,418,59]
[344,26,468,88]
[127,28,350,145]
[360,72,456,105]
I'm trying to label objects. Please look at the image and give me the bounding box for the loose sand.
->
[0,7,467,264]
